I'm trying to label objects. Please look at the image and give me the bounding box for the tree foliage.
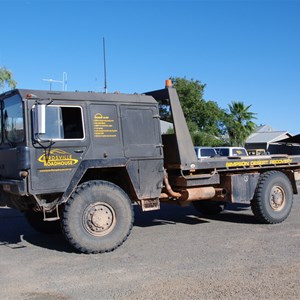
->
[0,66,17,92]
[168,77,256,147]
[224,101,256,146]
[171,77,226,146]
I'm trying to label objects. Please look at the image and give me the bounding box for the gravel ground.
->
[1,197,300,300]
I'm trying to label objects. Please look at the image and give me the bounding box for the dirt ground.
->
[1,198,300,300]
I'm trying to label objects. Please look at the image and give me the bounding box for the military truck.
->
[1,80,300,253]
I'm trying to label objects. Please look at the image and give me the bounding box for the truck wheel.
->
[251,171,293,224]
[62,180,134,254]
[25,211,61,234]
[193,200,224,215]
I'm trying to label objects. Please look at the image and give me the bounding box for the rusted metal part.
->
[180,187,216,202]
[159,192,169,199]
[214,188,227,200]
[163,172,181,198]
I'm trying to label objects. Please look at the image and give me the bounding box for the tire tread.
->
[251,171,293,224]
[62,180,134,254]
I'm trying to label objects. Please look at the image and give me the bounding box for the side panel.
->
[121,105,164,199]
[59,103,164,203]
[120,105,162,158]
[221,173,260,203]
[126,159,164,199]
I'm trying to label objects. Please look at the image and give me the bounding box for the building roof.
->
[276,134,300,144]
[246,131,291,143]
[246,126,292,144]
[254,124,276,133]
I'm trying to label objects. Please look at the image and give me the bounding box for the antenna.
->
[42,72,68,91]
[103,37,108,93]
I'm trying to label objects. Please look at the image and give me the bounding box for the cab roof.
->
[0,89,158,104]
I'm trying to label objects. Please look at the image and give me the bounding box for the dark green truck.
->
[0,80,299,253]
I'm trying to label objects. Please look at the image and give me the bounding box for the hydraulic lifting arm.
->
[145,81,198,171]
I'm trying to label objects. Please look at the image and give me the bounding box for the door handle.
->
[74,149,84,153]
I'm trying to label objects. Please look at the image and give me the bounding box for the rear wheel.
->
[62,180,134,254]
[193,200,225,215]
[251,171,293,224]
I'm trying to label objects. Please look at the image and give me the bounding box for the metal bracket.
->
[43,204,60,221]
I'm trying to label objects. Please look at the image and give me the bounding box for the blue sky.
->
[1,0,300,134]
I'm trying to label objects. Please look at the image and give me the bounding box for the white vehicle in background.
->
[214,147,248,157]
[195,147,218,159]
[247,149,267,156]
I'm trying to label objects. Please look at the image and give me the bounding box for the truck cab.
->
[0,88,164,210]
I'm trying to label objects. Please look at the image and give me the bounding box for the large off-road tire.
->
[193,200,225,215]
[251,171,293,224]
[25,211,61,234]
[62,180,134,254]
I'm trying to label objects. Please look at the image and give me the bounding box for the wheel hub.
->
[270,186,285,211]
[83,202,116,236]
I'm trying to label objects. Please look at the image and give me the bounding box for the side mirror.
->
[33,104,50,142]
[37,104,46,134]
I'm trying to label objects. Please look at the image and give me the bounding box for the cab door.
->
[30,103,88,194]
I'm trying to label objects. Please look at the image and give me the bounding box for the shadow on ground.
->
[133,202,258,228]
[0,208,75,253]
[0,203,257,253]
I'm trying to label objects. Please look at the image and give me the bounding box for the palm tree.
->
[225,101,256,146]
[0,67,17,92]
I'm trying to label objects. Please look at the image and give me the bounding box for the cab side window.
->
[39,106,84,140]
[62,107,83,139]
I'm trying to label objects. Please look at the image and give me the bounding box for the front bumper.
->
[0,179,27,196]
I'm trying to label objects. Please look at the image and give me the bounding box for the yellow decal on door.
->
[38,149,78,167]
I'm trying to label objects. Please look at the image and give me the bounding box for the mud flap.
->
[141,198,160,211]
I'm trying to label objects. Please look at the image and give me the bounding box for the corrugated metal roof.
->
[246,131,291,143]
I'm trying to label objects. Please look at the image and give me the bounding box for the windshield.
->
[3,94,24,144]
[233,148,247,156]
[201,149,216,157]
[216,148,229,156]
